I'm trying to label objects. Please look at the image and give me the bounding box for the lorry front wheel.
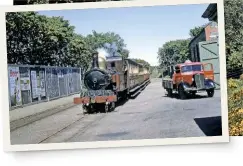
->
[167,89,173,97]
[207,89,215,97]
[178,85,187,100]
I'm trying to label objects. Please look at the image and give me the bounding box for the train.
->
[73,50,150,113]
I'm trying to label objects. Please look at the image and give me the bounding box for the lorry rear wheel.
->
[207,89,214,97]
[191,91,196,96]
[178,85,187,100]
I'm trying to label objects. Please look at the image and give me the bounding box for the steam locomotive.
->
[73,50,150,113]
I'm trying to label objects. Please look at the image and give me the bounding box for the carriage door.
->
[123,59,128,89]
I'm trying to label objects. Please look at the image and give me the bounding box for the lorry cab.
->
[173,62,214,86]
[162,60,216,99]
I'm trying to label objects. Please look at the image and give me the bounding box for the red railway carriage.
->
[73,51,150,113]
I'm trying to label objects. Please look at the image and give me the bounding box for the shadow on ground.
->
[97,131,129,138]
[83,81,151,114]
[163,93,209,100]
[194,116,222,136]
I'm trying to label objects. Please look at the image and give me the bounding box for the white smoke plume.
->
[96,47,109,59]
[103,42,119,57]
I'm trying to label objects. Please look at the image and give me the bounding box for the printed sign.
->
[9,66,22,106]
[39,70,46,97]
[58,70,64,78]
[20,77,31,91]
[31,70,38,99]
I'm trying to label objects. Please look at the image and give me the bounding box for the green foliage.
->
[6,11,130,71]
[149,66,164,78]
[227,47,243,70]
[157,39,190,70]
[29,0,51,4]
[224,0,243,70]
[85,31,129,58]
[131,58,150,69]
[14,0,127,5]
[189,25,204,38]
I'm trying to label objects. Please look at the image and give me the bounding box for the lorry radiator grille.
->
[163,80,173,89]
[194,74,205,89]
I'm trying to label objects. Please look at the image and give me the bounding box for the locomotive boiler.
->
[74,50,150,113]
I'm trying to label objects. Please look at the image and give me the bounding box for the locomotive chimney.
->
[92,51,99,69]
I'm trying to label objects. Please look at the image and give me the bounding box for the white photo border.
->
[0,0,229,152]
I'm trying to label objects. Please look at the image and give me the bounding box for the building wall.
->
[189,21,218,63]
[205,21,218,41]
[198,40,220,89]
[189,30,206,62]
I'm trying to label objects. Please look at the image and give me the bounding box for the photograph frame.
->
[0,0,229,152]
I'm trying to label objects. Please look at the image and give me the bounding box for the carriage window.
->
[111,62,115,67]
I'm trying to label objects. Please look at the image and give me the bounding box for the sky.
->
[38,3,210,66]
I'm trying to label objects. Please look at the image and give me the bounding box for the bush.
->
[240,74,243,80]
[228,78,243,136]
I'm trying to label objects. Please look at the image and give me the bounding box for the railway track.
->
[39,113,107,144]
[39,80,151,143]
[11,79,151,145]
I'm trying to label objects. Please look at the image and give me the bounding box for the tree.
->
[6,12,92,69]
[67,34,92,71]
[6,11,130,71]
[189,26,204,38]
[6,12,50,65]
[85,31,129,58]
[157,39,190,70]
[14,0,126,5]
[224,0,243,70]
[131,58,150,69]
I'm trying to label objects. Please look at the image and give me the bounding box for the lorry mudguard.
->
[205,79,215,89]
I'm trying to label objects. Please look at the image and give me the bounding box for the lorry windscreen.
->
[181,65,202,73]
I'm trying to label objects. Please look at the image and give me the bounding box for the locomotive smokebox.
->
[84,50,111,90]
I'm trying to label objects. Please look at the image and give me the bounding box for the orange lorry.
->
[162,61,216,99]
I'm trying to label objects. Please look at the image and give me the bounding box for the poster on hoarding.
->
[58,69,64,78]
[8,66,22,106]
[39,70,46,97]
[20,77,31,91]
[31,70,38,99]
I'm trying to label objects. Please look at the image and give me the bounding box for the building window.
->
[111,62,115,67]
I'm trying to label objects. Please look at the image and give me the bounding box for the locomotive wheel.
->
[83,105,93,114]
[105,104,109,113]
[82,105,87,115]
[178,85,187,100]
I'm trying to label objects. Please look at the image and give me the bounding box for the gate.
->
[198,40,220,89]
